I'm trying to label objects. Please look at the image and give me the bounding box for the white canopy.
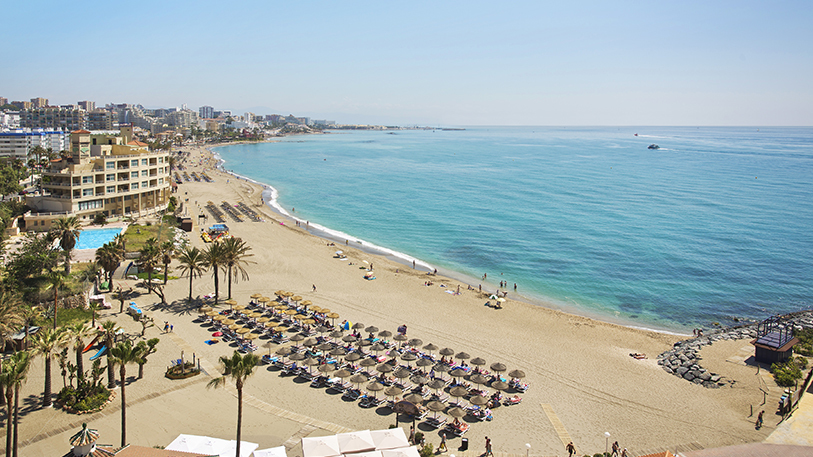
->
[302,435,342,457]
[253,446,288,457]
[343,451,382,457]
[381,447,420,457]
[166,434,258,457]
[337,430,376,454]
[369,429,409,451]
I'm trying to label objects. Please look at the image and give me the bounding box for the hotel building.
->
[25,126,172,230]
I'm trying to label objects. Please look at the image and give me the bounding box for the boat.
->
[648,144,660,150]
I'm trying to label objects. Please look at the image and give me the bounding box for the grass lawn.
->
[123,219,176,252]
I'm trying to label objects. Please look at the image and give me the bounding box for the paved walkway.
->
[764,375,813,446]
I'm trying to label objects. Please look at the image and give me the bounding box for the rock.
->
[692,377,704,384]
[700,372,712,381]
[684,372,695,381]
[676,367,689,376]
[710,375,721,382]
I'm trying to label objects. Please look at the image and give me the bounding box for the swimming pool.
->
[75,227,124,250]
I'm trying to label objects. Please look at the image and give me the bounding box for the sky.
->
[2,1,812,126]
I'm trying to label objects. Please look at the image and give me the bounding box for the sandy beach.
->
[13,144,788,457]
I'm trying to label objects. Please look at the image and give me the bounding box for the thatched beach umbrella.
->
[416,358,434,368]
[276,347,292,357]
[384,386,403,399]
[292,295,303,302]
[319,308,331,314]
[228,324,241,331]
[345,352,362,362]
[257,317,270,323]
[244,333,259,340]
[301,300,312,307]
[352,322,366,330]
[367,381,385,397]
[318,363,336,374]
[490,362,507,373]
[447,407,466,418]
[470,374,489,387]
[470,395,489,406]
[360,358,377,368]
[470,357,487,366]
[408,338,423,347]
[284,309,298,316]
[427,379,446,391]
[357,339,372,347]
[422,343,438,353]
[316,342,333,352]
[288,352,306,361]
[393,367,412,380]
[401,352,417,366]
[213,315,226,322]
[237,327,251,334]
[329,330,344,339]
[393,334,408,342]
[404,393,424,404]
[200,306,213,313]
[251,293,263,299]
[432,363,451,373]
[342,335,358,343]
[427,400,446,416]
[350,373,368,387]
[449,369,468,382]
[410,374,429,385]
[376,363,394,374]
[370,343,387,354]
[365,325,379,333]
[439,347,455,357]
[290,334,305,342]
[264,321,280,328]
[455,352,471,361]
[335,369,353,378]
[378,330,393,338]
[316,325,331,334]
[509,369,526,379]
[330,347,347,357]
[491,380,509,391]
[223,319,236,325]
[302,338,318,347]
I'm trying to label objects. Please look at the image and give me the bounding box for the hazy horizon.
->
[3,1,812,126]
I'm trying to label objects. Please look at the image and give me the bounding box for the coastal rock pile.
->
[657,310,813,388]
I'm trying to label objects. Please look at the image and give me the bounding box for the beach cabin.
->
[750,316,799,364]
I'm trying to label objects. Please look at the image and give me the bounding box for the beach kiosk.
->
[750,316,799,364]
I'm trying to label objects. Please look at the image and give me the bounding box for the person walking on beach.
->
[438,432,447,452]
[756,410,764,429]
[612,441,619,457]
[312,284,317,292]
[566,442,576,457]
[485,436,493,456]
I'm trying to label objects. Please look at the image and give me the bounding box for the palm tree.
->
[79,261,101,291]
[45,270,67,330]
[30,326,67,407]
[0,291,24,409]
[207,351,259,457]
[135,338,159,379]
[139,238,159,294]
[88,301,100,328]
[66,323,93,385]
[176,246,205,304]
[51,216,82,274]
[1,351,31,457]
[98,321,121,389]
[109,340,143,447]
[221,237,254,299]
[203,242,226,303]
[160,241,174,285]
[96,241,124,290]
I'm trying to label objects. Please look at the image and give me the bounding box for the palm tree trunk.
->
[236,383,242,457]
[164,260,169,285]
[188,273,194,303]
[107,337,116,389]
[53,288,58,330]
[65,250,72,274]
[147,270,153,295]
[43,356,52,407]
[4,389,12,455]
[138,363,144,379]
[214,269,219,303]
[76,345,84,384]
[228,265,233,299]
[120,366,127,446]
[12,385,20,457]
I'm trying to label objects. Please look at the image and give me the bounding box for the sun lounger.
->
[298,370,315,381]
[328,378,351,392]
[444,422,469,437]
[261,355,278,365]
[310,376,329,388]
[424,416,447,429]
[503,395,522,406]
[343,388,362,401]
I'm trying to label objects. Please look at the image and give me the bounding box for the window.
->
[142,181,148,187]
[106,174,115,181]
[158,157,163,163]
[142,158,148,166]
[82,189,93,197]
[141,170,148,176]
[131,159,138,167]
[106,161,115,169]
[131,171,138,178]
[78,199,103,211]
[124,195,131,201]
[106,186,115,194]
[82,176,93,184]
[158,178,163,184]
[131,182,138,189]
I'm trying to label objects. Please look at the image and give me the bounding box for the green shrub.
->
[772,358,804,387]
[418,444,433,457]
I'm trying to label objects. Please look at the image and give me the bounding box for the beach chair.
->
[424,416,447,429]
[310,376,329,388]
[297,369,315,381]
[343,388,362,401]
[503,395,522,406]
[444,422,469,437]
[261,355,278,365]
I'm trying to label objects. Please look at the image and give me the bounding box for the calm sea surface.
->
[214,127,813,332]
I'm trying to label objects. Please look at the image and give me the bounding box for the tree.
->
[66,322,93,385]
[139,238,159,294]
[135,338,159,379]
[176,246,205,304]
[0,351,31,457]
[88,301,100,328]
[113,286,132,314]
[98,321,121,389]
[0,291,24,409]
[78,261,101,292]
[203,242,226,303]
[51,216,82,274]
[109,340,144,447]
[30,326,68,407]
[207,351,259,457]
[221,237,254,299]
[95,241,124,290]
[44,270,67,330]
[160,240,174,285]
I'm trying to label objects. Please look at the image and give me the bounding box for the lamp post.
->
[525,443,531,457]
[604,432,611,455]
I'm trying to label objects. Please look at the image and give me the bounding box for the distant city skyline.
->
[2,1,812,126]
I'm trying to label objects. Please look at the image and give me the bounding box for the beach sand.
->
[13,144,787,457]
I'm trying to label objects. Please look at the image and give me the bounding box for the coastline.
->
[210,140,691,337]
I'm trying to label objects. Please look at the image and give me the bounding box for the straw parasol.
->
[251,293,263,299]
[490,362,507,373]
[393,334,408,342]
[455,352,471,361]
[200,306,213,313]
[378,330,393,338]
[439,347,455,356]
[367,381,385,396]
[303,357,320,367]
[390,367,409,379]
[213,315,226,322]
[244,333,260,340]
[274,325,289,333]
[345,352,361,362]
[449,368,468,379]
[319,308,331,314]
[365,325,379,333]
[237,327,251,334]
[303,338,319,347]
[284,309,298,316]
[422,343,438,353]
[350,373,369,386]
[352,322,366,330]
[274,290,285,296]
[427,400,446,413]
[316,342,333,351]
[316,325,331,334]
[204,311,218,317]
[401,353,417,365]
[404,393,424,404]
[447,407,467,418]
[291,295,303,302]
[370,343,387,353]
[326,312,339,319]
[257,317,270,323]
[223,319,236,325]
[301,300,312,307]
[302,318,316,325]
[470,395,489,406]
[228,324,241,330]
[335,369,353,378]
[449,386,469,399]
[357,339,372,347]
[329,330,344,338]
[225,299,237,306]
[376,363,394,374]
[265,321,280,328]
[290,334,305,342]
[427,379,446,391]
[288,352,306,361]
[408,338,423,347]
[432,363,451,373]
[470,357,487,366]
[410,374,429,385]
[342,335,358,343]
[509,369,526,379]
[276,347,292,356]
[470,374,489,386]
[318,363,336,374]
[283,291,294,297]
[329,347,347,357]
[247,312,262,318]
[491,380,509,391]
[274,304,289,310]
[416,358,434,368]
[384,386,403,398]
[360,358,377,368]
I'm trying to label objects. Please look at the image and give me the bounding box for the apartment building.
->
[20,107,87,131]
[25,126,172,230]
[0,130,67,159]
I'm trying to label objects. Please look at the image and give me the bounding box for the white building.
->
[0,111,21,130]
[0,129,68,159]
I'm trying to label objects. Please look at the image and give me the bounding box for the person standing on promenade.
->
[756,410,764,429]
[438,432,447,452]
[485,436,493,456]
[566,442,576,457]
[612,441,619,457]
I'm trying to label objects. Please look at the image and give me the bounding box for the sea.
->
[213,126,813,333]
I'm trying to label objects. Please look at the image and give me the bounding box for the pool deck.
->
[72,222,129,262]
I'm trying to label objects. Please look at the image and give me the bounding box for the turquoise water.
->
[75,227,122,250]
[214,127,813,332]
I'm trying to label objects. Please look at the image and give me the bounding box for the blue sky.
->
[3,1,812,125]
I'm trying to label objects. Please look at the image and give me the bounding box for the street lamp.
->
[525,443,531,457]
[604,432,611,455]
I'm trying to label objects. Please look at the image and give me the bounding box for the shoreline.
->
[208,141,692,337]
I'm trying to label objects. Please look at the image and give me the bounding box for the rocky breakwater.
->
[657,310,813,388]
